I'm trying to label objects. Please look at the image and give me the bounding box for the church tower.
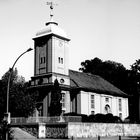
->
[30,2,71,117]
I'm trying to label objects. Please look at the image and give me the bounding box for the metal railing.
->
[11,116,82,125]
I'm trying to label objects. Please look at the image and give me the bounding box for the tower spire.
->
[46,1,57,22]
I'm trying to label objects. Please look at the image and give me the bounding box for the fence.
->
[11,116,82,125]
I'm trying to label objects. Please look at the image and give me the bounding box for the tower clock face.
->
[59,40,64,47]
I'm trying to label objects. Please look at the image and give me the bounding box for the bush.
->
[113,116,122,123]
[124,116,136,123]
[63,112,122,123]
[93,113,122,123]
[63,112,79,116]
[106,113,114,123]
[88,114,95,122]
[63,112,88,122]
[94,113,106,123]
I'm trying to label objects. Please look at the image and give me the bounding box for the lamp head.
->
[27,48,33,52]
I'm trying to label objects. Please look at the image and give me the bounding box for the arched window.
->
[105,104,111,114]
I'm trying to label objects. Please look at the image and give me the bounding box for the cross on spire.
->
[46,1,57,21]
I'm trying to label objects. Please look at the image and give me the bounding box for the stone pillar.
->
[38,123,46,138]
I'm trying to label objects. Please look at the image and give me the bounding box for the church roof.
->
[69,70,128,97]
[35,21,68,39]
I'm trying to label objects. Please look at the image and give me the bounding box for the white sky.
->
[0,0,140,81]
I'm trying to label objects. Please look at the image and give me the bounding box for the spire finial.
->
[46,1,57,21]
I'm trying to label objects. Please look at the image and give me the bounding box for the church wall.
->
[79,90,128,120]
[70,91,81,114]
[52,37,69,76]
[52,75,70,86]
[100,94,112,114]
[47,38,52,73]
[53,37,64,74]
[35,46,40,75]
[52,36,55,74]
[110,96,129,120]
[71,96,76,113]
[80,91,90,115]
[65,91,70,113]
[42,89,72,117]
[64,41,69,75]
[77,93,81,114]
[62,90,71,113]
[112,97,117,116]
[40,44,47,74]
[43,91,51,117]
[34,37,52,76]
[43,95,48,117]
[122,98,129,120]
[94,93,101,114]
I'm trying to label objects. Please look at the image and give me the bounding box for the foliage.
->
[49,79,62,116]
[129,59,140,122]
[2,68,25,85]
[64,112,88,122]
[0,68,38,117]
[79,57,128,92]
[9,82,38,117]
[64,112,122,123]
[131,59,140,73]
[64,112,83,116]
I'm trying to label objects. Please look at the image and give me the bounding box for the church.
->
[29,3,129,120]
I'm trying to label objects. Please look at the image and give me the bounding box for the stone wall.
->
[46,124,68,138]
[38,123,68,138]
[38,122,140,138]
[68,123,140,138]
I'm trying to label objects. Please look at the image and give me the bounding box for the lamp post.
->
[5,48,33,140]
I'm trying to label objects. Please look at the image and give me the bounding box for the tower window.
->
[105,104,111,114]
[58,57,64,64]
[58,57,61,63]
[61,58,63,64]
[40,57,46,64]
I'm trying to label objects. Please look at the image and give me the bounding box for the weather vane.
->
[46,1,58,20]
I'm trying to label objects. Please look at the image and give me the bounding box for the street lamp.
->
[5,48,33,140]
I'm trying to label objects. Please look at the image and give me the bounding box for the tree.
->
[0,68,38,117]
[79,57,128,92]
[49,79,62,116]
[9,82,38,117]
[128,59,140,122]
[131,59,140,73]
